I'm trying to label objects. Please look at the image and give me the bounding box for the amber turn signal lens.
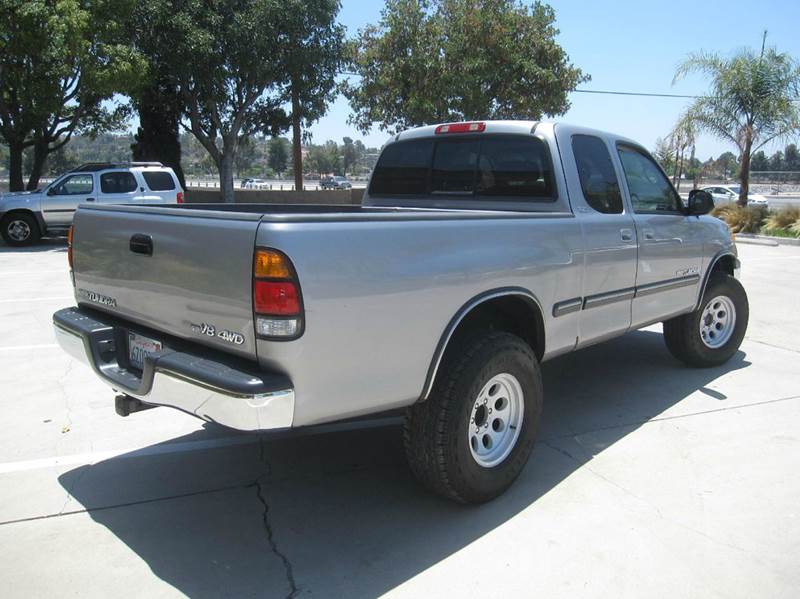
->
[254,249,291,279]
[67,226,74,270]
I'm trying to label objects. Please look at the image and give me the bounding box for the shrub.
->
[789,219,800,236]
[711,204,767,234]
[763,206,800,232]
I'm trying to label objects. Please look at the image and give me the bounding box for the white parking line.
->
[0,343,58,352]
[0,296,72,303]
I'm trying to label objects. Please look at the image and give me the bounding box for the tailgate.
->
[71,205,261,360]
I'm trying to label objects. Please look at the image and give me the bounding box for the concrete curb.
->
[735,234,800,247]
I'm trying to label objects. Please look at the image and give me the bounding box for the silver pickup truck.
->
[53,121,748,503]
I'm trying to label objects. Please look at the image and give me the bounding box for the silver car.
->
[0,162,184,246]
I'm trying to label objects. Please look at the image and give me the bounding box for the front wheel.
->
[404,331,543,503]
[1,212,41,246]
[663,273,748,367]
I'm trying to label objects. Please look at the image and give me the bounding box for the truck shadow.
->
[0,237,67,253]
[58,329,749,598]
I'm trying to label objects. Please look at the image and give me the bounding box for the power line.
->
[573,89,700,99]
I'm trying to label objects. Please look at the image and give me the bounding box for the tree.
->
[0,0,145,191]
[267,137,290,176]
[666,111,697,190]
[342,137,358,175]
[715,151,739,180]
[278,0,345,191]
[750,150,769,171]
[305,140,341,175]
[345,0,588,134]
[134,0,295,202]
[768,150,784,172]
[785,143,800,171]
[674,44,800,206]
[130,78,186,188]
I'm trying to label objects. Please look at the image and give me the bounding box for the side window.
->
[52,174,93,195]
[431,139,478,194]
[142,171,176,191]
[617,145,682,213]
[369,139,433,195]
[571,135,623,214]
[100,172,138,194]
[477,137,554,198]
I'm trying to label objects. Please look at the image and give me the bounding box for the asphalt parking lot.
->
[0,238,798,598]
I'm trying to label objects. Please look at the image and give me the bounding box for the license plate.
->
[128,332,162,371]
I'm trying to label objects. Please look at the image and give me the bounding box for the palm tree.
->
[674,46,800,206]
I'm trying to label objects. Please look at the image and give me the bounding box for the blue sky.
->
[308,0,800,159]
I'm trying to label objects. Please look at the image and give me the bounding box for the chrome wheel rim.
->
[468,373,524,468]
[699,295,736,349]
[7,219,31,242]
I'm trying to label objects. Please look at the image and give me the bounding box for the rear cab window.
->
[369,134,556,205]
[142,170,176,191]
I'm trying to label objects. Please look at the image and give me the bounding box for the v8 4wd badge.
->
[190,322,245,346]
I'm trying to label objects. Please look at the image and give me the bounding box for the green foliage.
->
[267,137,290,176]
[675,45,800,205]
[306,141,342,175]
[0,0,146,190]
[750,151,769,171]
[344,0,588,134]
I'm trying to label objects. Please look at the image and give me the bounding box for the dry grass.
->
[711,205,767,234]
[763,206,800,232]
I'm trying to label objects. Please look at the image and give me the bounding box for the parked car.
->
[703,185,769,208]
[53,121,747,503]
[243,179,269,190]
[0,162,184,246]
[241,178,254,188]
[320,175,352,189]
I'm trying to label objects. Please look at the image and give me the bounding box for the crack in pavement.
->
[251,437,298,599]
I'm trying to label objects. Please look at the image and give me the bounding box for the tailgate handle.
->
[130,234,153,256]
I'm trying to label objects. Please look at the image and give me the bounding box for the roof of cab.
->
[389,120,646,151]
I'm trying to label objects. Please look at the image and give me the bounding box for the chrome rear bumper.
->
[53,307,294,431]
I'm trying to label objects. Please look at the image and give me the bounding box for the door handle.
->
[620,228,634,241]
[130,234,153,256]
[644,230,655,240]
[86,197,95,202]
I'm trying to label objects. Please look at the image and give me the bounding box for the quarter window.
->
[571,135,623,214]
[100,172,138,194]
[142,171,176,191]
[617,146,682,213]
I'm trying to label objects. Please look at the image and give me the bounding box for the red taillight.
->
[176,191,184,204]
[67,226,74,270]
[253,248,303,338]
[254,280,300,315]
[434,122,486,134]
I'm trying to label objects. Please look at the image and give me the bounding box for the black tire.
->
[1,212,41,246]
[404,331,543,503]
[663,273,748,367]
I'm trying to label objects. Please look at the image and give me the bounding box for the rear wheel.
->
[663,273,748,367]
[404,331,543,503]
[1,212,41,246]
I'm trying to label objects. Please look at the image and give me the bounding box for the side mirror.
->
[47,187,56,196]
[687,189,714,215]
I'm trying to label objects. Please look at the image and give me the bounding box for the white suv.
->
[0,162,184,246]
